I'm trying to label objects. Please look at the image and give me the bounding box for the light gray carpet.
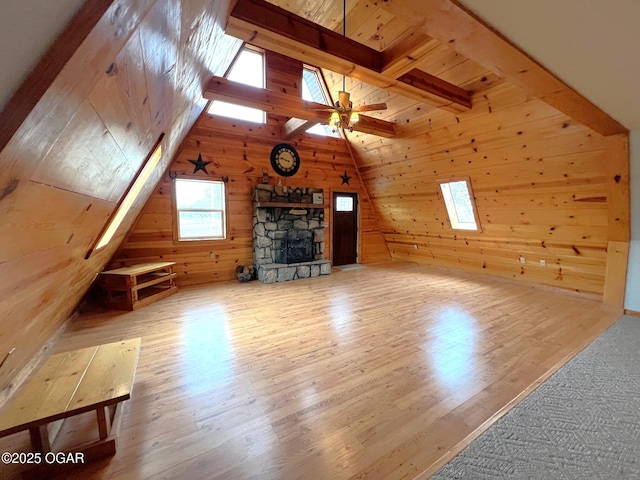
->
[432,315,640,480]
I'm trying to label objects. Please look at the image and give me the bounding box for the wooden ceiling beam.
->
[227,0,471,114]
[378,0,627,136]
[398,68,471,109]
[380,30,441,79]
[231,0,382,71]
[282,118,317,139]
[204,76,396,137]
[204,76,330,122]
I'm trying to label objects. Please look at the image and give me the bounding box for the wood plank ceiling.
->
[227,0,625,137]
[230,0,495,130]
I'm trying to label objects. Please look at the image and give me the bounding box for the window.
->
[208,47,266,124]
[87,137,164,258]
[175,179,226,240]
[335,195,354,212]
[302,66,339,137]
[438,178,481,231]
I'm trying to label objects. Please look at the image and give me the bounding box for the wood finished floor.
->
[0,262,621,479]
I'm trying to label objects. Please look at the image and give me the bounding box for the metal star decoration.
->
[340,170,352,185]
[189,153,211,174]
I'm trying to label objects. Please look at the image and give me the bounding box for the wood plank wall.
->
[0,0,240,398]
[348,80,627,297]
[112,52,390,285]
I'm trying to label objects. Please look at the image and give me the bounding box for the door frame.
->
[331,189,360,265]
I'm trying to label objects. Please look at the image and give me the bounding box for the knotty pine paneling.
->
[112,112,390,286]
[113,50,389,285]
[0,0,240,398]
[348,81,626,296]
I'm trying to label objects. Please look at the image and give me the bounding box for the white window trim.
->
[174,178,227,241]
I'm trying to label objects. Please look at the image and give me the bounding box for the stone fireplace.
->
[253,185,331,283]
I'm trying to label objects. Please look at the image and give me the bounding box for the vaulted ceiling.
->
[2,1,636,134]
[222,0,625,138]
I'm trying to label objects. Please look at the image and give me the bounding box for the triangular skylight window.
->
[439,178,481,231]
[302,66,339,138]
[208,47,266,124]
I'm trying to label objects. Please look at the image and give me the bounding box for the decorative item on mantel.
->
[254,183,324,206]
[235,265,256,282]
[289,208,308,215]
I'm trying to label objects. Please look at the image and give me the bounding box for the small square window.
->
[438,178,481,231]
[175,179,226,240]
[335,196,354,212]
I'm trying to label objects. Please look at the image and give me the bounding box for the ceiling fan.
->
[306,89,387,132]
[312,0,388,132]
[326,90,387,132]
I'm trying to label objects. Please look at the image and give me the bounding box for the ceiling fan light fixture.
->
[338,91,351,108]
[350,112,359,123]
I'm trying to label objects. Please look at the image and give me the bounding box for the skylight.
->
[88,137,164,257]
[208,47,266,124]
[439,178,481,231]
[302,66,339,137]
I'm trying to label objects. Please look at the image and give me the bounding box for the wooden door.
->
[332,192,358,266]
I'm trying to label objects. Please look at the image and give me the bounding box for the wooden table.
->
[0,338,141,463]
[100,262,177,310]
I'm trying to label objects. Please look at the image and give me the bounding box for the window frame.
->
[173,177,228,242]
[437,177,482,232]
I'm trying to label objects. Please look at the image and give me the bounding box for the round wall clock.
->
[270,143,300,177]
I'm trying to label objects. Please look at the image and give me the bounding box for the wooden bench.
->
[0,338,141,465]
[100,262,177,310]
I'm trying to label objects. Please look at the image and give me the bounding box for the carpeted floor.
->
[432,315,640,479]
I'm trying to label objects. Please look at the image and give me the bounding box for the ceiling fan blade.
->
[353,103,388,112]
[305,105,336,111]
